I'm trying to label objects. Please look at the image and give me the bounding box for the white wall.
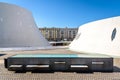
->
[69,16,120,56]
[0,2,50,48]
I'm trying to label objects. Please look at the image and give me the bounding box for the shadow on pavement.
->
[0,54,6,56]
[113,66,120,72]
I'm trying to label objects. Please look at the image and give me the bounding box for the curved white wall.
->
[69,16,120,56]
[0,2,50,48]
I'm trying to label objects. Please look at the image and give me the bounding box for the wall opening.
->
[111,28,117,41]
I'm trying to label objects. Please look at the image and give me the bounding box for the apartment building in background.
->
[39,27,78,41]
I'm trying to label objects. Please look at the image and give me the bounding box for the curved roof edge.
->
[0,2,31,13]
[78,16,120,28]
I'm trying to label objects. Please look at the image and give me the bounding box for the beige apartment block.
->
[39,27,78,41]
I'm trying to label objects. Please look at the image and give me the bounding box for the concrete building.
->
[0,2,50,48]
[39,27,78,41]
[69,16,120,56]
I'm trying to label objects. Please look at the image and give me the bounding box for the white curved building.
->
[69,16,120,56]
[0,2,50,49]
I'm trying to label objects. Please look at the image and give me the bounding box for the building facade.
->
[39,27,78,41]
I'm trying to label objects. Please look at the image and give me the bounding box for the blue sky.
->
[0,0,120,28]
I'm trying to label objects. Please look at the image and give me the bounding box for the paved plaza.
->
[0,48,120,80]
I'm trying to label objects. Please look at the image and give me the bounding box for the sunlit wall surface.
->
[0,2,50,47]
[69,16,120,56]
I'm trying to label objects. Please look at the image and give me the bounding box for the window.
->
[61,31,64,34]
[73,31,75,34]
[111,28,117,41]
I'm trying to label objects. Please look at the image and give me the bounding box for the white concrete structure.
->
[69,16,120,56]
[0,2,50,49]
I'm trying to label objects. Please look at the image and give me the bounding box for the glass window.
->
[111,28,117,41]
[73,31,75,34]
[61,31,64,34]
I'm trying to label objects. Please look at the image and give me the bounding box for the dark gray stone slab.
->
[4,54,113,72]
